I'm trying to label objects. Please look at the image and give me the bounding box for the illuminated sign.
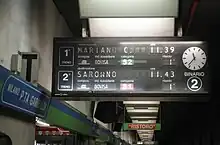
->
[52,37,209,100]
[123,123,161,131]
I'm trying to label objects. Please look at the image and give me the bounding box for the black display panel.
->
[52,37,209,99]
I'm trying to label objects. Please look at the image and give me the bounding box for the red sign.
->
[128,123,156,130]
[36,126,70,136]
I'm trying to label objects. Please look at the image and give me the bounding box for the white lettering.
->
[61,61,72,64]
[184,72,205,77]
[19,90,31,104]
[29,96,35,106]
[29,95,46,111]
[94,71,99,77]
[24,92,30,103]
[19,90,25,100]
[61,85,71,89]
[100,55,115,59]
[7,84,20,96]
[124,47,128,53]
[77,71,117,78]
[29,96,41,108]
[100,80,115,83]
[95,60,109,65]
[162,55,172,58]
[7,84,13,92]
[78,47,116,54]
[121,55,134,59]
[94,84,109,90]
[6,85,46,110]
[123,46,147,54]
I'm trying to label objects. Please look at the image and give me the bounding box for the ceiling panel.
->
[89,18,175,37]
[131,116,157,119]
[125,104,160,108]
[132,120,157,123]
[124,101,160,141]
[79,0,178,18]
[127,109,158,113]
[128,112,158,117]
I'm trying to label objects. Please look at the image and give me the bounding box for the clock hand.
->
[188,59,194,66]
[188,53,196,66]
[192,53,196,60]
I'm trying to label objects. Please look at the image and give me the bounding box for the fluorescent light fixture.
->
[133,120,157,123]
[142,139,153,141]
[127,109,158,113]
[140,135,153,138]
[137,130,154,134]
[147,107,159,110]
[131,116,157,119]
[126,107,135,110]
[36,120,50,126]
[120,41,204,45]
[89,18,175,37]
[123,101,160,105]
[138,130,154,132]
[127,107,158,110]
[141,136,153,139]
[141,138,153,140]
[138,132,154,136]
[36,117,50,126]
[137,142,143,145]
[139,133,154,136]
[140,136,153,139]
[80,0,178,18]
[141,138,153,141]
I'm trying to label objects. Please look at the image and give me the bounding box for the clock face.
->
[182,47,207,70]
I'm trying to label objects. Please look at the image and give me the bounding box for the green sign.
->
[123,123,161,131]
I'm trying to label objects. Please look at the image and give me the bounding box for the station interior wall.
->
[0,114,35,145]
[0,0,147,144]
[0,0,94,144]
[0,0,95,117]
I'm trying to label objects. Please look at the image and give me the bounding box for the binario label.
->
[184,72,205,77]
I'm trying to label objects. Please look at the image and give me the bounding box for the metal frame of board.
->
[52,37,209,101]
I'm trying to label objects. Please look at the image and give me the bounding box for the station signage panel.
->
[0,66,50,118]
[123,123,161,131]
[52,37,209,100]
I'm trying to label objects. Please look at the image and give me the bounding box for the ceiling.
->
[123,101,160,141]
[53,0,220,144]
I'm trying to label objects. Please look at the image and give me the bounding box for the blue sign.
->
[0,66,50,118]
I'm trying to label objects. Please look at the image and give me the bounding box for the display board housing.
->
[52,37,209,100]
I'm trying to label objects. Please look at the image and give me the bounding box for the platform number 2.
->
[62,73,69,81]
[191,79,199,89]
[187,77,202,91]
[59,71,72,82]
[58,71,73,91]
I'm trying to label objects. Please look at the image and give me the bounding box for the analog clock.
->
[182,47,207,70]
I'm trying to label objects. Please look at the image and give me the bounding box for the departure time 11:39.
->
[150,46,175,54]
